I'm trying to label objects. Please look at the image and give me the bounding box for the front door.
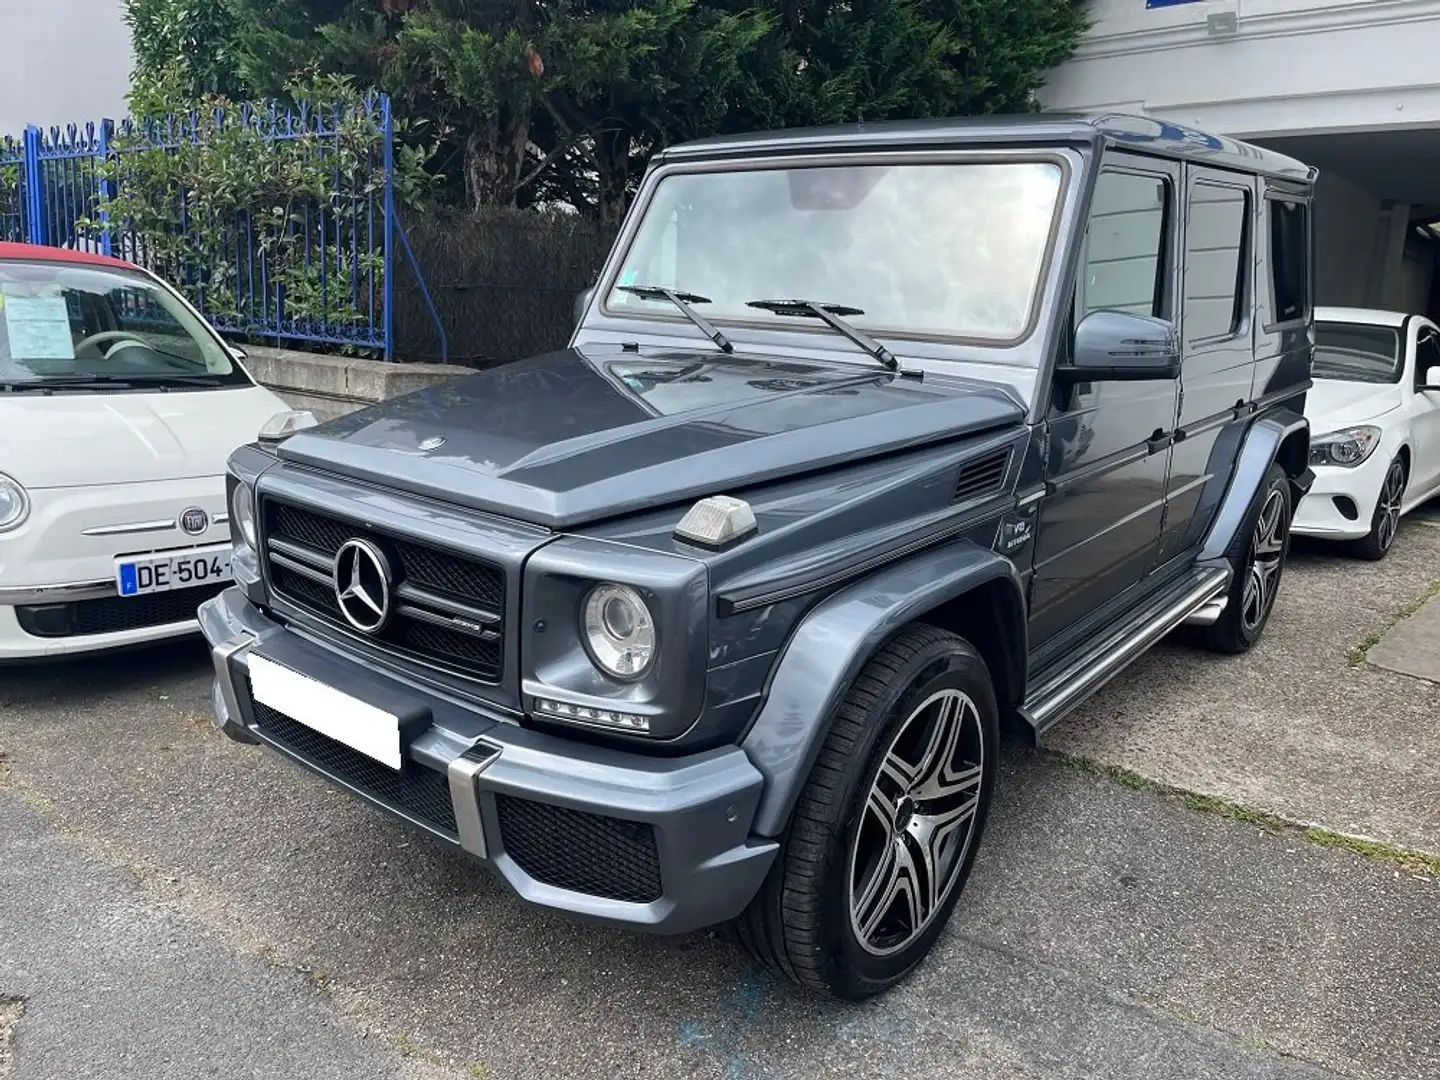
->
[1029,159,1182,647]
[1407,322,1440,501]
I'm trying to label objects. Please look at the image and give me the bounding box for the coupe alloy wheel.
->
[848,688,984,957]
[1374,459,1405,554]
[1241,488,1287,634]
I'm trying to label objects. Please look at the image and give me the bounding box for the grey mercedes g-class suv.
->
[202,114,1317,999]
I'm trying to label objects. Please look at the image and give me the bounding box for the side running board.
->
[1021,566,1231,741]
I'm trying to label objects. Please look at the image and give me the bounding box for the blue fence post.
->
[97,118,114,256]
[22,125,46,245]
[381,94,395,361]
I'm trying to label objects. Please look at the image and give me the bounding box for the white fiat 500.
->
[1293,306,1440,559]
[0,242,291,660]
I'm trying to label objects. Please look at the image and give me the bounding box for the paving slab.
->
[4,643,1439,1079]
[1367,589,1440,684]
[1049,519,1440,856]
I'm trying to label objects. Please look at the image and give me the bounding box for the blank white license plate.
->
[116,546,231,597]
[247,653,403,770]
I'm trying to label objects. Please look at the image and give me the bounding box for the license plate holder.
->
[115,545,231,597]
[247,653,416,770]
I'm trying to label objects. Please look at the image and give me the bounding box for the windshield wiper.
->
[617,284,734,354]
[0,374,140,392]
[746,299,898,371]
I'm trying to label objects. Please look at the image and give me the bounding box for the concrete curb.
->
[239,345,473,420]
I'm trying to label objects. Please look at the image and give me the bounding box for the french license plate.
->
[115,545,232,597]
[247,653,404,769]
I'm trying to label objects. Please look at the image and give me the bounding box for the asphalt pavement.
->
[2,534,1438,1080]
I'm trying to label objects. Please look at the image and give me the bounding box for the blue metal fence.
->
[0,91,443,360]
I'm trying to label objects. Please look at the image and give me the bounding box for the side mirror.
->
[573,284,597,327]
[1056,310,1181,383]
[1421,365,1440,392]
[228,344,248,362]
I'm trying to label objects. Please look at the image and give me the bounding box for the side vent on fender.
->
[952,448,1011,503]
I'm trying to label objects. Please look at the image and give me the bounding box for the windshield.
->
[0,259,250,389]
[604,159,1065,346]
[1313,322,1402,384]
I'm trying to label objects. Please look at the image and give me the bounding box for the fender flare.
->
[739,540,1026,837]
[1199,408,1313,564]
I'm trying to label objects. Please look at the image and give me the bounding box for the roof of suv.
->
[657,113,1314,184]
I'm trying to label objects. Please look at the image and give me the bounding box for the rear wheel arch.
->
[1276,427,1310,479]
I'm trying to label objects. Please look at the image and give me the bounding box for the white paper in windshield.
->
[1,293,76,359]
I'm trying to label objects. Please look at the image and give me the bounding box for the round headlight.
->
[229,481,257,549]
[0,473,31,532]
[582,583,657,680]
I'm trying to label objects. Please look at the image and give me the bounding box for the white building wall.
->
[0,0,133,137]
[1040,0,1440,139]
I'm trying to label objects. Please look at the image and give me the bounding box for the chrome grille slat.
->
[261,497,505,684]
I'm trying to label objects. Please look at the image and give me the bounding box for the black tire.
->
[1349,455,1406,562]
[1202,461,1292,654]
[732,624,999,999]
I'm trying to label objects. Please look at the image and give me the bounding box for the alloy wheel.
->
[848,688,985,957]
[1241,489,1287,634]
[1375,460,1405,553]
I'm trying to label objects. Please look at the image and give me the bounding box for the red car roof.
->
[0,241,136,270]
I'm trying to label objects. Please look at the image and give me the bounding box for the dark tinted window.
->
[1313,322,1400,384]
[1184,183,1247,342]
[1268,197,1310,323]
[1077,171,1169,323]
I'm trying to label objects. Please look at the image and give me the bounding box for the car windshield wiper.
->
[0,374,140,392]
[616,284,734,354]
[745,299,898,371]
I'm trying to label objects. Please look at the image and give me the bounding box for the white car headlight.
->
[581,583,657,680]
[229,481,257,550]
[1310,425,1382,469]
[0,473,31,532]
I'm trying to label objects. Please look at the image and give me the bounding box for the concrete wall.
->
[240,347,474,421]
[0,0,133,135]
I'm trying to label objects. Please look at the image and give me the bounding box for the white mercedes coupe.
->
[1293,306,1440,559]
[0,242,291,660]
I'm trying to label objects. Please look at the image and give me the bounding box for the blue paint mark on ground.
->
[676,969,777,1079]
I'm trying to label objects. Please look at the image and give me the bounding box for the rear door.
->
[1159,168,1255,562]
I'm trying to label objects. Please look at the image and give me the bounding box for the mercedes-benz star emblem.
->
[332,538,392,634]
[178,506,209,535]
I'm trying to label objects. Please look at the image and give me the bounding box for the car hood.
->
[1307,379,1403,433]
[2,385,289,488]
[275,346,1026,528]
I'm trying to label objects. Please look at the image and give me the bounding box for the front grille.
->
[15,582,226,638]
[261,499,505,683]
[250,699,458,835]
[495,794,663,903]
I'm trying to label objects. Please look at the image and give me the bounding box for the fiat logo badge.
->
[178,507,209,535]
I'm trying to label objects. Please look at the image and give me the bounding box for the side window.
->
[1268,196,1310,324]
[1184,182,1248,343]
[1075,170,1170,326]
[1416,330,1440,386]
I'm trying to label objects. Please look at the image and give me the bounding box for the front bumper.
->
[200,587,778,934]
[1292,451,1391,540]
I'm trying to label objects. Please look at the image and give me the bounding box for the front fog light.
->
[0,473,31,532]
[229,482,257,549]
[535,697,651,733]
[582,583,657,679]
